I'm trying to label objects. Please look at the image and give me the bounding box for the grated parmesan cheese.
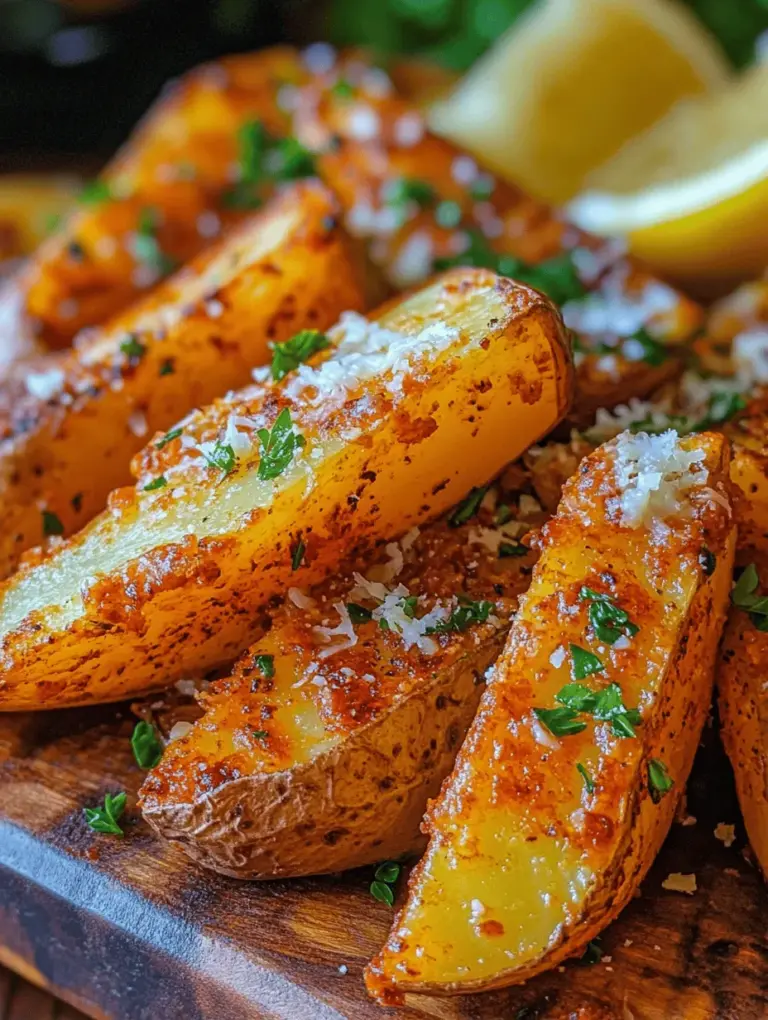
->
[288,587,315,609]
[612,430,708,528]
[733,329,768,386]
[168,721,194,742]
[388,231,434,288]
[661,872,697,895]
[283,310,459,406]
[313,601,358,658]
[25,367,65,401]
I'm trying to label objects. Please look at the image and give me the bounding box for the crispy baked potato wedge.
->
[366,429,735,1000]
[0,270,571,710]
[1,45,702,425]
[0,182,362,579]
[1,48,309,353]
[140,482,543,878]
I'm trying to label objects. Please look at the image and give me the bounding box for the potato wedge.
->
[140,481,543,878]
[0,174,80,259]
[0,182,362,579]
[1,45,702,423]
[718,590,768,880]
[366,429,734,1000]
[1,48,309,353]
[0,269,571,710]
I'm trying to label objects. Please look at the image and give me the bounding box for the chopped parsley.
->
[347,602,373,623]
[499,541,527,558]
[158,358,175,377]
[202,441,237,476]
[271,329,330,381]
[569,644,604,680]
[469,177,494,201]
[257,407,305,481]
[331,77,355,98]
[42,509,64,537]
[131,721,163,770]
[426,596,493,634]
[222,120,317,208]
[534,706,586,737]
[84,791,127,837]
[143,476,167,491]
[291,538,305,571]
[254,654,275,678]
[699,547,716,577]
[155,426,182,450]
[252,729,269,740]
[696,390,745,430]
[537,680,641,738]
[79,180,112,205]
[648,758,674,803]
[577,762,595,794]
[134,207,176,276]
[434,199,462,228]
[495,503,512,525]
[625,328,667,366]
[370,860,401,906]
[579,587,638,645]
[449,485,488,527]
[382,176,435,213]
[434,234,585,305]
[731,563,768,631]
[401,595,418,619]
[119,334,146,361]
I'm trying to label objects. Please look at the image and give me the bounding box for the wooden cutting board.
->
[0,702,766,1020]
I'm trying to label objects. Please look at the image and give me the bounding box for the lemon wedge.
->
[428,0,730,204]
[569,62,768,290]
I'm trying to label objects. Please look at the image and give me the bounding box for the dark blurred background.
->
[1,0,767,168]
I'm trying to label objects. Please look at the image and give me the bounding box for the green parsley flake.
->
[648,758,674,803]
[155,426,182,450]
[534,706,587,737]
[580,939,603,965]
[499,541,527,558]
[579,587,638,645]
[347,603,373,624]
[253,729,269,740]
[271,329,330,381]
[623,328,666,366]
[257,407,305,481]
[331,77,355,98]
[731,563,768,631]
[84,791,127,837]
[119,334,146,360]
[143,476,167,491]
[569,644,604,680]
[370,860,401,906]
[42,509,64,537]
[254,654,275,678]
[383,177,435,212]
[548,680,641,738]
[577,762,595,794]
[435,200,462,228]
[79,180,112,205]
[449,485,488,527]
[202,441,237,476]
[135,208,176,276]
[158,358,175,377]
[426,596,493,635]
[291,538,305,571]
[222,121,317,208]
[131,721,163,770]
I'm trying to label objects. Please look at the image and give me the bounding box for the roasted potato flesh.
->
[366,430,734,1000]
[140,480,544,878]
[0,269,571,710]
[0,182,363,579]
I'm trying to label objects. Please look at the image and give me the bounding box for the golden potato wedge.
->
[1,48,309,353]
[0,182,363,579]
[718,590,768,880]
[1,45,703,422]
[0,269,572,710]
[140,481,544,878]
[366,429,735,1000]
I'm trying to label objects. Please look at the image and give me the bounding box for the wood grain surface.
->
[0,701,766,1020]
[0,964,86,1019]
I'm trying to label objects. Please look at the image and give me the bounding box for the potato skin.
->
[140,483,543,878]
[0,182,363,579]
[0,270,571,710]
[366,432,735,1000]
